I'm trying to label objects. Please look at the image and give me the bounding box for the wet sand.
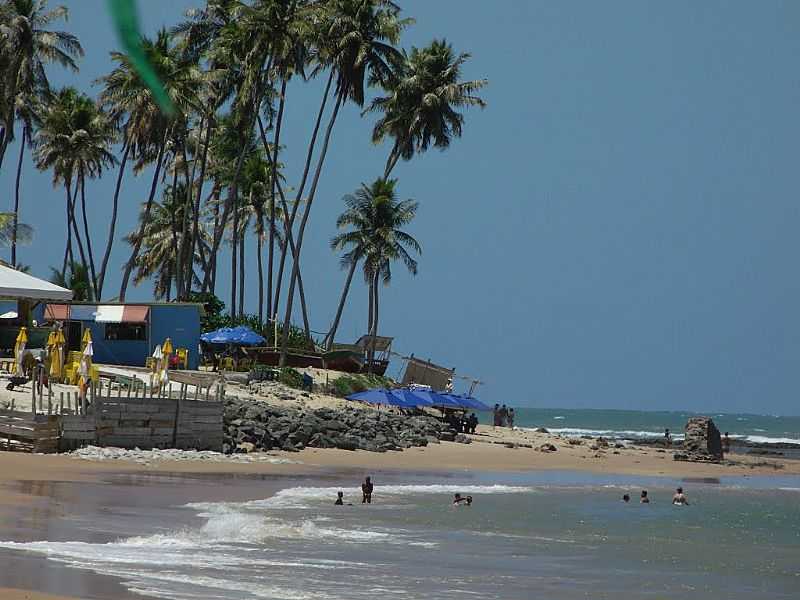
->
[0,589,79,600]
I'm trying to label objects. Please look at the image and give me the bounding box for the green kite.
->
[107,0,175,116]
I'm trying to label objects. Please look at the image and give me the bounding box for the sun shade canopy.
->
[0,264,72,301]
[200,326,266,346]
[44,304,150,323]
[347,388,491,411]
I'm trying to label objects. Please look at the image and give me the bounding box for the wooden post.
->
[127,381,132,398]
[205,385,210,402]
[59,392,64,415]
[81,383,87,416]
[31,377,36,415]
[194,384,200,401]
[47,384,52,415]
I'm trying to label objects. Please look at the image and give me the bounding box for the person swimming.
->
[335,491,344,505]
[622,494,630,503]
[453,493,473,506]
[672,487,689,506]
[362,476,374,504]
[640,490,650,503]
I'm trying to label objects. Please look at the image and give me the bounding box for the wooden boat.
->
[361,358,389,376]
[322,348,364,373]
[248,347,323,369]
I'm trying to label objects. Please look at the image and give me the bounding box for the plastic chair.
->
[220,357,235,371]
[176,348,189,369]
[145,357,156,370]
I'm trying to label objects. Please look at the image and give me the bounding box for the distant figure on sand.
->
[640,490,650,503]
[672,487,689,506]
[508,408,515,429]
[453,493,473,506]
[445,377,454,393]
[622,494,630,503]
[468,413,478,434]
[362,477,374,504]
[722,432,731,454]
[499,405,508,427]
[493,404,500,427]
[335,491,344,505]
[664,428,671,448]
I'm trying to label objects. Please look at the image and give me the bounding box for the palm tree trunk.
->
[68,178,90,284]
[238,219,246,317]
[187,117,213,295]
[368,273,380,374]
[177,146,193,299]
[120,133,168,301]
[383,145,401,179]
[230,193,239,318]
[257,232,264,324]
[79,169,99,299]
[168,163,181,298]
[11,128,25,267]
[367,275,374,335]
[280,87,345,366]
[96,141,130,299]
[281,71,333,244]
[325,258,358,350]
[273,239,286,318]
[62,185,73,278]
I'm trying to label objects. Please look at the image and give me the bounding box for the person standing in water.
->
[664,428,671,448]
[672,487,689,505]
[722,432,731,455]
[640,490,650,503]
[508,408,515,429]
[453,493,473,506]
[362,476,374,504]
[335,491,344,505]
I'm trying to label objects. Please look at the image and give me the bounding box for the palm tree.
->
[327,178,420,358]
[124,188,210,301]
[0,211,32,247]
[99,29,201,301]
[33,86,116,295]
[0,0,83,170]
[10,92,38,267]
[366,39,487,178]
[279,0,408,364]
[50,261,93,302]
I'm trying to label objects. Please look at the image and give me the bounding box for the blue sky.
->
[2,1,799,415]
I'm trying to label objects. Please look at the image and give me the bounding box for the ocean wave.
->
[744,435,800,445]
[526,427,685,441]
[190,484,535,511]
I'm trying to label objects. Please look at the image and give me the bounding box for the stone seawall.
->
[223,396,448,454]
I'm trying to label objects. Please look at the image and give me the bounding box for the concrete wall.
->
[86,321,149,367]
[150,305,201,369]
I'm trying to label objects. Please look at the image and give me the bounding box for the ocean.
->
[504,407,800,445]
[1,469,799,599]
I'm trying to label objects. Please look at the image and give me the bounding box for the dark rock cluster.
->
[223,396,448,454]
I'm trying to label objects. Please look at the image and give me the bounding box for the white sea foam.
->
[530,426,685,441]
[743,435,800,445]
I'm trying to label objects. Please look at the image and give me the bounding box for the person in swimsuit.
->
[640,490,650,503]
[362,476,374,504]
[453,493,473,506]
[622,494,630,503]
[672,487,689,505]
[335,491,344,505]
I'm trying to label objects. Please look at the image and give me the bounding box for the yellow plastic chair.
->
[176,348,189,369]
[145,357,156,370]
[220,357,235,371]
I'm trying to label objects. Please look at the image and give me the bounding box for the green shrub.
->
[278,367,305,389]
[331,374,394,397]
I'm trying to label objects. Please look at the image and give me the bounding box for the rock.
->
[236,442,256,453]
[596,437,610,448]
[568,439,583,446]
[682,417,723,462]
[438,431,456,442]
[539,443,557,452]
[455,434,472,444]
[533,427,549,433]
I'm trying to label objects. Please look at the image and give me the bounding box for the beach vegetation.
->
[1,0,486,366]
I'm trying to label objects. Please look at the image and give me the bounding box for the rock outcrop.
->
[223,396,447,454]
[674,416,723,462]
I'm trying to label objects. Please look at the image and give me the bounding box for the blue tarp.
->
[347,389,416,408]
[200,326,266,346]
[347,388,491,411]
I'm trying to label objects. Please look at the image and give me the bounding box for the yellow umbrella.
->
[160,338,173,382]
[14,327,28,376]
[81,328,92,350]
[50,329,66,380]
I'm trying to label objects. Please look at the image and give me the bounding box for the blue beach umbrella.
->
[200,326,266,346]
[440,393,492,411]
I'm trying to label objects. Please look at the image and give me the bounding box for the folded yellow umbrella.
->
[14,327,28,376]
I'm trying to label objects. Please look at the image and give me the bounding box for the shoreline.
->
[0,442,798,600]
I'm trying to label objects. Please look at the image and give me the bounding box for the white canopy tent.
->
[0,264,73,301]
